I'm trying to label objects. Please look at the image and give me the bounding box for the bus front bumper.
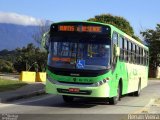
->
[46,79,110,98]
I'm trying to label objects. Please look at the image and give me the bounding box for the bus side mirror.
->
[41,32,49,51]
[116,47,120,56]
[113,44,120,56]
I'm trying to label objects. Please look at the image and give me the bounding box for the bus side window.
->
[112,32,118,45]
[112,32,118,64]
[139,47,141,65]
[141,48,144,65]
[132,44,135,64]
[135,45,137,64]
[124,39,128,62]
[136,46,140,64]
[130,42,133,63]
[145,50,149,66]
[143,50,146,65]
[147,51,149,66]
[128,41,132,63]
[119,36,124,61]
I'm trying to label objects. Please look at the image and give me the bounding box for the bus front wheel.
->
[62,95,74,103]
[109,84,121,105]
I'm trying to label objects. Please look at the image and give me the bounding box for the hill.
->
[0,12,51,50]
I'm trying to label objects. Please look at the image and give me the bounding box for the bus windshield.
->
[48,33,111,70]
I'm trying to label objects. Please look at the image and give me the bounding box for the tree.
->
[0,59,14,73]
[141,24,160,77]
[14,43,47,72]
[88,14,141,42]
[32,20,50,45]
[0,43,48,73]
[0,49,17,63]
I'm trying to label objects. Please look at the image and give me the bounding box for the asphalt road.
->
[0,80,160,120]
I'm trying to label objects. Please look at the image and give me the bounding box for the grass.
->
[0,79,27,92]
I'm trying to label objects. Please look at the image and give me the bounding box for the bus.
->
[42,21,149,105]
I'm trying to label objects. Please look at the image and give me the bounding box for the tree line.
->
[141,24,160,77]
[0,43,47,73]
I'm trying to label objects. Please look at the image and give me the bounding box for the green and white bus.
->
[42,21,149,104]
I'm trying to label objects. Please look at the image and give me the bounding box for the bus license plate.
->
[69,88,80,92]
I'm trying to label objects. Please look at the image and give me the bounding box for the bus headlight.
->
[93,78,110,87]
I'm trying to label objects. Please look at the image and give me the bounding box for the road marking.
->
[0,95,56,108]
[15,94,56,104]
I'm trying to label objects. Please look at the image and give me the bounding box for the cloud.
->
[0,12,43,26]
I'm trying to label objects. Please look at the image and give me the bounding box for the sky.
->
[0,0,160,37]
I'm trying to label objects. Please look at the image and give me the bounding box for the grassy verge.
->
[0,79,27,92]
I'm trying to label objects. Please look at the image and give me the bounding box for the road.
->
[0,80,160,119]
[0,73,19,80]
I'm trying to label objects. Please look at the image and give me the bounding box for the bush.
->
[0,59,14,73]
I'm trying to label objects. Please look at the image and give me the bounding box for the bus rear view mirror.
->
[41,32,49,51]
[116,47,120,56]
[113,44,120,57]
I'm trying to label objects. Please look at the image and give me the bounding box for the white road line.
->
[0,95,56,108]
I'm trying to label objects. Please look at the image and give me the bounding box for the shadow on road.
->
[12,95,146,110]
[7,85,157,109]
[12,95,114,108]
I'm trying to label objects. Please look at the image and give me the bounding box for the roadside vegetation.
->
[141,24,160,78]
[0,43,47,73]
[0,79,27,92]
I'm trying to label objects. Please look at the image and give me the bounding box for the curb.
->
[0,90,46,103]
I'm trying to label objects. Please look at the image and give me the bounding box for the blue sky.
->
[0,0,160,36]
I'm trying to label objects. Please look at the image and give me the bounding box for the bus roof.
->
[51,21,148,50]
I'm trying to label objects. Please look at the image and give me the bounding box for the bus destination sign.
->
[58,25,102,33]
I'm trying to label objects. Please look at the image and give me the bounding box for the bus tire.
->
[62,95,74,103]
[109,83,121,105]
[134,80,141,96]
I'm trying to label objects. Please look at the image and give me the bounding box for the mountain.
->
[0,12,51,50]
